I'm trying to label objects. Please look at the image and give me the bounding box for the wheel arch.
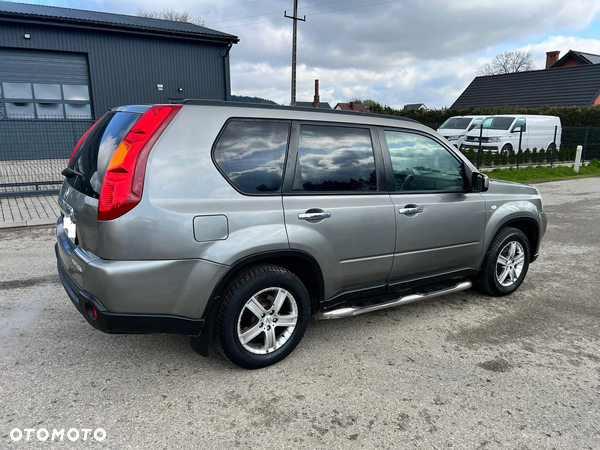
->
[191,250,324,357]
[493,217,539,262]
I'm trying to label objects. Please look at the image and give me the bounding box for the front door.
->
[380,129,486,291]
[283,123,396,303]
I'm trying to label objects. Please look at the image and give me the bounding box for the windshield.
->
[480,117,515,130]
[439,118,472,130]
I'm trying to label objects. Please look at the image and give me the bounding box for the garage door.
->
[0,48,91,119]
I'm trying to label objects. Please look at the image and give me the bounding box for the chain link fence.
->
[0,116,94,196]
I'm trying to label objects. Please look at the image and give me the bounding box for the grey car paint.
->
[56,102,546,324]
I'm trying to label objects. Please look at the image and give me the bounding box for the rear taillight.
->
[68,115,105,165]
[98,105,182,221]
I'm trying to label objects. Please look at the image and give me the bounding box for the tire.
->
[478,227,530,296]
[214,264,310,369]
[500,144,512,156]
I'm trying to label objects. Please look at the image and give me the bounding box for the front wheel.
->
[214,264,310,369]
[478,227,530,296]
[500,144,512,156]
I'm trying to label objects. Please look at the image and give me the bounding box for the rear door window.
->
[213,120,290,194]
[68,111,142,197]
[294,125,377,192]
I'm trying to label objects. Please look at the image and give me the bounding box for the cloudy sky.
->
[16,0,600,108]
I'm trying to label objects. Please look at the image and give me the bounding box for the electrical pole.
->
[285,0,305,106]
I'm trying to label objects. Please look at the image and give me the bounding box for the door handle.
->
[399,207,423,215]
[299,212,331,220]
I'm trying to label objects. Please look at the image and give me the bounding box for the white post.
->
[574,145,583,173]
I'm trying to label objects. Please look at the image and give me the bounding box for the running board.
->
[315,280,472,320]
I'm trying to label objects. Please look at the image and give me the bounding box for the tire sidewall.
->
[488,229,530,295]
[221,269,310,369]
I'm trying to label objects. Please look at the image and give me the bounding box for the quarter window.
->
[213,120,290,194]
[385,131,464,192]
[295,125,377,192]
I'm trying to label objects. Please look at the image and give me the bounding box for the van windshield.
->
[480,117,515,130]
[439,118,472,130]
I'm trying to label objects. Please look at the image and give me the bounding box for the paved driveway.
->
[1,177,599,449]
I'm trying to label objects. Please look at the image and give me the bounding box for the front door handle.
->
[399,207,423,215]
[299,212,331,220]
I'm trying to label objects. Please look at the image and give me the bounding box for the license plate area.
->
[62,214,77,240]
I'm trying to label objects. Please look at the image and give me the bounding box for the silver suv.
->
[56,101,547,369]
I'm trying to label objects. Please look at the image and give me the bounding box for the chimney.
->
[313,79,320,108]
[546,50,560,69]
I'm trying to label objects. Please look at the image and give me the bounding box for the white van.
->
[460,115,561,154]
[437,115,486,148]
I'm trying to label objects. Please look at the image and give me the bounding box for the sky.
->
[13,0,600,109]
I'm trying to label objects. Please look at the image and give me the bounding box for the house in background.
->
[334,101,368,112]
[452,50,600,109]
[404,103,428,111]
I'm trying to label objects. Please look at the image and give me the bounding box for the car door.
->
[379,128,486,292]
[282,122,396,305]
[512,117,527,152]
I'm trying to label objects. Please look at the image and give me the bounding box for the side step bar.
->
[316,280,472,320]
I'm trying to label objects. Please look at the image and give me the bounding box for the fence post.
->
[517,128,523,169]
[583,126,589,164]
[551,125,558,168]
[476,125,483,169]
[574,145,583,173]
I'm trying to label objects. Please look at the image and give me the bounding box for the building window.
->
[0,82,91,119]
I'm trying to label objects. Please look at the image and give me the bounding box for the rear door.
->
[282,122,396,304]
[379,128,486,291]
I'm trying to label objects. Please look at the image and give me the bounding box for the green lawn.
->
[482,159,600,184]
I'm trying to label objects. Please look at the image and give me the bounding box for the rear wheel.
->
[215,264,310,369]
[478,227,530,296]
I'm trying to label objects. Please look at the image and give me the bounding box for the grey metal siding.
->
[0,22,230,117]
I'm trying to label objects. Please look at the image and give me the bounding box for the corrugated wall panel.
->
[0,22,230,117]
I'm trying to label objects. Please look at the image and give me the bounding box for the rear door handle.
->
[399,207,423,215]
[299,212,331,220]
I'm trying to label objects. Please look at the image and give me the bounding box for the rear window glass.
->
[68,111,142,197]
[295,125,376,192]
[213,120,289,194]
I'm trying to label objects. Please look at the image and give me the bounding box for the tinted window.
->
[295,125,376,192]
[68,111,141,197]
[439,118,472,130]
[481,117,515,130]
[385,131,464,192]
[512,118,526,132]
[214,120,289,194]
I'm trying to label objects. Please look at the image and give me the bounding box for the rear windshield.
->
[439,118,472,130]
[480,117,515,130]
[67,111,142,197]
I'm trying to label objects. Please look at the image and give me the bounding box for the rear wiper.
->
[61,167,84,178]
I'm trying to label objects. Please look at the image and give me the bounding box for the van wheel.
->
[477,227,530,296]
[500,144,512,155]
[215,264,310,369]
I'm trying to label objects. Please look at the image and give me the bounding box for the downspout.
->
[221,43,233,101]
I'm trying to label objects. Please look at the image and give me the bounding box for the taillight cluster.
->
[98,105,182,221]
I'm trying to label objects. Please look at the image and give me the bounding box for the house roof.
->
[404,103,427,110]
[335,102,369,112]
[552,50,600,67]
[0,1,238,44]
[451,64,600,109]
[296,101,332,109]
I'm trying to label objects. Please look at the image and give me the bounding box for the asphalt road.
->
[1,178,599,449]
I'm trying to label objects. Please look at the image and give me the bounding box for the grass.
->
[482,159,600,184]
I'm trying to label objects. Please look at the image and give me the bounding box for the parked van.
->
[460,115,561,154]
[437,115,486,148]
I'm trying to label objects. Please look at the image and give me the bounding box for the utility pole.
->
[285,0,305,106]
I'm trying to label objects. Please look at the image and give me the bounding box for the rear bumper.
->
[56,243,205,335]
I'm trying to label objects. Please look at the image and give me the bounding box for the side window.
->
[513,118,526,132]
[295,125,377,192]
[385,131,465,192]
[213,120,289,194]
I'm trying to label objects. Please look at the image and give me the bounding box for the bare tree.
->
[477,51,535,76]
[137,8,204,26]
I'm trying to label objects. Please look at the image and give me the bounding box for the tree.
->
[137,8,204,26]
[477,51,535,76]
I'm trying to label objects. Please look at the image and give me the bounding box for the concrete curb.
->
[0,217,57,229]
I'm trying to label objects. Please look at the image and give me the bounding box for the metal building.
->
[0,2,238,195]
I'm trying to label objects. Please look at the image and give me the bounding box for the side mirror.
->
[511,126,522,133]
[472,172,489,192]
